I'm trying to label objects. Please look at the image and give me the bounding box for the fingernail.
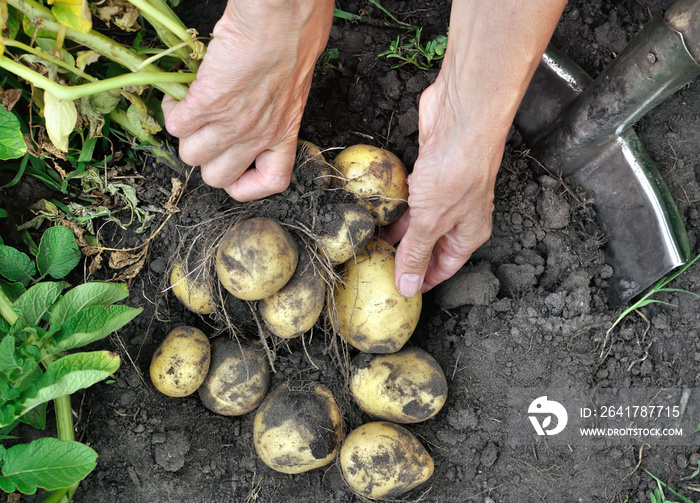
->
[399,274,422,298]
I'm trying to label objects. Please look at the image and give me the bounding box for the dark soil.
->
[5,1,700,502]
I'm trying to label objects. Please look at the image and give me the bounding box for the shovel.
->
[515,0,700,306]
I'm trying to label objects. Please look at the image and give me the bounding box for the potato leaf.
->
[50,304,141,353]
[19,402,47,429]
[50,0,91,34]
[0,336,20,375]
[49,282,129,328]
[0,105,27,161]
[0,279,26,303]
[43,91,77,153]
[12,282,67,330]
[36,226,80,280]
[0,245,36,286]
[19,351,120,414]
[0,438,97,494]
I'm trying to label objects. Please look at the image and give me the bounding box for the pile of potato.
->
[150,143,449,499]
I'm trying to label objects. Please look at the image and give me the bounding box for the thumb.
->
[393,222,436,298]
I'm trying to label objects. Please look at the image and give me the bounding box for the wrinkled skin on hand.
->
[162,0,334,202]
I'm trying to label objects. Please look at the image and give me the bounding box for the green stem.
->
[7,0,192,99]
[109,108,182,168]
[0,288,19,325]
[3,39,96,81]
[0,56,194,100]
[127,0,192,43]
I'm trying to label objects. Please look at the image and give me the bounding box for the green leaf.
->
[49,282,130,328]
[51,304,141,352]
[19,402,47,429]
[36,226,80,280]
[0,106,27,161]
[0,279,26,303]
[0,438,97,494]
[13,282,68,326]
[43,91,78,152]
[0,245,36,286]
[19,351,120,414]
[0,336,21,375]
[0,209,8,219]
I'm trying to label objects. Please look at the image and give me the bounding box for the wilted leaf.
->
[1,88,23,112]
[43,91,77,152]
[108,248,145,270]
[50,0,91,34]
[75,50,100,72]
[122,91,161,135]
[96,0,140,31]
[0,106,26,161]
[88,89,121,114]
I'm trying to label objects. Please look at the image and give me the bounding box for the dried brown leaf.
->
[1,89,23,111]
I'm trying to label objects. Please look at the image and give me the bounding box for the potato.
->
[334,237,422,353]
[150,326,211,397]
[197,337,271,415]
[254,383,343,474]
[216,217,298,301]
[258,253,326,339]
[295,140,332,189]
[169,260,215,315]
[315,203,375,264]
[339,421,434,499]
[350,347,448,423]
[332,144,409,226]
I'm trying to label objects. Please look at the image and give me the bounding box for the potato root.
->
[254,383,343,474]
[339,421,434,499]
[334,237,422,353]
[150,326,211,397]
[332,144,408,226]
[216,217,298,301]
[198,337,271,416]
[350,347,448,423]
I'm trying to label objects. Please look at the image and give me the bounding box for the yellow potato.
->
[258,253,326,339]
[150,326,211,397]
[350,347,448,423]
[197,337,271,415]
[295,140,332,189]
[254,383,343,474]
[169,260,215,315]
[315,203,375,264]
[215,217,298,301]
[332,144,409,226]
[334,237,421,353]
[340,421,434,499]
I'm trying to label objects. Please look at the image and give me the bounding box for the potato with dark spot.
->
[197,337,270,415]
[258,253,326,339]
[150,326,211,397]
[334,237,422,353]
[339,421,434,499]
[215,217,298,301]
[350,347,448,423]
[332,144,409,226]
[254,383,343,474]
[169,260,215,315]
[295,140,332,189]
[315,203,375,264]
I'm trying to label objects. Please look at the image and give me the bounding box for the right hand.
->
[162,0,334,202]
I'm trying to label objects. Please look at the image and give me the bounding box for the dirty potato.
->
[215,217,298,301]
[197,337,271,416]
[332,144,408,226]
[254,383,343,474]
[150,326,211,397]
[315,203,375,264]
[295,140,332,189]
[334,237,422,353]
[350,347,448,423]
[339,421,434,499]
[258,253,326,339]
[169,260,215,315]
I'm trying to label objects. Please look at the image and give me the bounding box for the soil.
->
[5,0,700,502]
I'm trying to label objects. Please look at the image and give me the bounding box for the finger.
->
[162,93,210,139]
[393,221,437,298]
[175,122,237,167]
[199,144,256,189]
[421,236,473,292]
[225,143,296,202]
[380,210,411,246]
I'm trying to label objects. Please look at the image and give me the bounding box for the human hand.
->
[382,78,503,297]
[162,0,334,202]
